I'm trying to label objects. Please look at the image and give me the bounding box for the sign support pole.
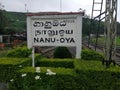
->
[32,46,35,67]
[75,15,82,59]
[76,46,81,59]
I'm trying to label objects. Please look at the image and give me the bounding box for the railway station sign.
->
[27,12,83,60]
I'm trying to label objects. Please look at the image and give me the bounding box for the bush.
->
[54,47,72,58]
[7,46,31,58]
[9,67,75,90]
[0,65,17,82]
[81,49,104,60]
[0,57,30,82]
[0,57,30,65]
[9,63,120,90]
[18,54,43,67]
[36,58,74,68]
[74,60,120,90]
[1,58,120,90]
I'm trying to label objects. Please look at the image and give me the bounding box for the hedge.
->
[0,57,30,65]
[1,58,120,90]
[7,46,31,58]
[36,58,74,68]
[74,60,120,72]
[9,63,120,90]
[9,67,75,90]
[74,60,120,90]
[81,49,104,60]
[0,65,17,82]
[9,73,76,90]
[0,57,32,82]
[19,67,74,75]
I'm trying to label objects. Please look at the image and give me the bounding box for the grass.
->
[91,36,120,46]
[116,36,120,46]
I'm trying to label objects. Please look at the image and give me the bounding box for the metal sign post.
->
[32,46,35,67]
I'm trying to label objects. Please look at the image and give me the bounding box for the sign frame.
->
[27,12,83,67]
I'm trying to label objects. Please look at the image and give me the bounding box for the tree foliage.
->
[0,10,8,34]
[82,17,105,36]
[0,11,26,35]
[82,17,120,36]
[0,11,120,36]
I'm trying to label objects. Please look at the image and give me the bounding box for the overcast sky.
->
[0,0,120,22]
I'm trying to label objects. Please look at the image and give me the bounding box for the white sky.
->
[0,0,120,22]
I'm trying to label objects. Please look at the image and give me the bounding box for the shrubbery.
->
[81,49,104,60]
[54,47,72,58]
[74,60,120,90]
[36,58,74,68]
[8,60,120,90]
[0,65,17,82]
[9,67,75,90]
[7,46,31,58]
[0,57,30,82]
[9,72,75,90]
[1,47,120,90]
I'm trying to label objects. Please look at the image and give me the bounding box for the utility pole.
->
[25,4,29,13]
[104,0,117,66]
[0,3,2,10]
[25,4,27,12]
[0,3,4,10]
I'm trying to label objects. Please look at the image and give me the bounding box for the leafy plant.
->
[81,49,104,60]
[7,46,31,58]
[9,62,120,90]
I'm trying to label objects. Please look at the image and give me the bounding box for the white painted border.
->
[27,13,82,59]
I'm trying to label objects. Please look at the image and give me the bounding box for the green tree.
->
[82,18,91,36]
[0,10,8,34]
[82,17,104,37]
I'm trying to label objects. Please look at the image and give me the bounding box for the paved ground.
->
[0,83,9,90]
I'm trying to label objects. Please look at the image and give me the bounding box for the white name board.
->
[27,12,82,59]
[32,18,76,46]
